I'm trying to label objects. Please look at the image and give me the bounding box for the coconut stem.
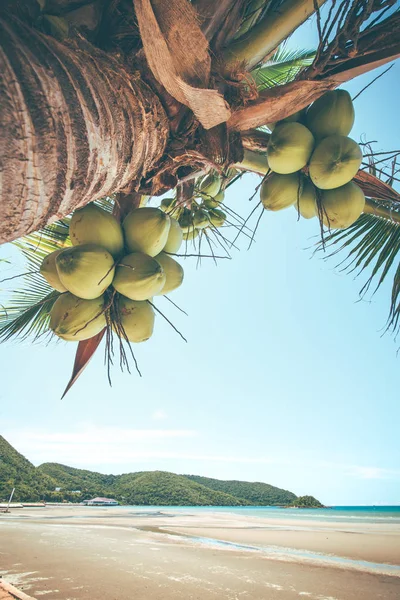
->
[364,199,400,224]
[242,130,271,153]
[234,149,269,175]
[223,0,327,71]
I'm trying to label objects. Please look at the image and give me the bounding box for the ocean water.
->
[116,504,400,525]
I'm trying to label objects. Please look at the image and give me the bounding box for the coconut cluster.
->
[262,90,365,229]
[40,205,184,344]
[160,174,227,241]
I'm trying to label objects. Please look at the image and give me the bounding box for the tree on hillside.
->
[1,0,400,390]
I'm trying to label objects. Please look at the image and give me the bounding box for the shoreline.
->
[1,506,399,600]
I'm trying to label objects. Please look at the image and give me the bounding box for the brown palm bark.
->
[0,15,169,244]
[1,1,399,246]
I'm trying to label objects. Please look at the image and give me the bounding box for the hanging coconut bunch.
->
[261,89,365,230]
[36,203,185,346]
[157,173,228,248]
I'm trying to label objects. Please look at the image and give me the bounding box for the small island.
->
[286,495,325,508]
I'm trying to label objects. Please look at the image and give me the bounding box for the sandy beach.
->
[1,506,399,599]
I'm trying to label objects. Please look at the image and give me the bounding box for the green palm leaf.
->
[0,197,116,344]
[0,234,61,343]
[0,274,60,343]
[317,209,400,335]
[252,46,315,90]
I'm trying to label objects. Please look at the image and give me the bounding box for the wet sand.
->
[1,506,399,599]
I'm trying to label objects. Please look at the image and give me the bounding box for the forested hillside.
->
[1,435,310,506]
[110,471,246,506]
[0,435,55,502]
[37,463,117,496]
[185,475,297,505]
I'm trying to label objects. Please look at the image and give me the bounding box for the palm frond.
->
[252,47,315,90]
[234,0,266,38]
[315,146,400,338]
[2,215,71,345]
[14,219,72,253]
[234,0,288,41]
[270,45,315,64]
[0,269,60,343]
[0,198,116,345]
[317,210,400,336]
[95,195,115,213]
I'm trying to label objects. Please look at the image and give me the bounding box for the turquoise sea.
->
[115,504,400,524]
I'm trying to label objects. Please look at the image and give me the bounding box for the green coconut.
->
[113,252,166,301]
[267,122,315,174]
[309,135,362,190]
[69,204,124,258]
[123,207,171,257]
[56,244,115,299]
[163,217,183,253]
[294,177,317,219]
[278,108,307,125]
[160,197,175,213]
[178,208,194,233]
[306,90,355,140]
[154,252,184,295]
[320,181,365,229]
[193,209,210,229]
[209,208,226,227]
[50,293,106,341]
[204,191,225,209]
[199,174,221,197]
[260,172,302,211]
[269,108,307,131]
[40,249,67,292]
[183,228,199,241]
[116,295,155,343]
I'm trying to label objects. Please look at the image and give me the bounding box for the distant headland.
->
[0,435,324,508]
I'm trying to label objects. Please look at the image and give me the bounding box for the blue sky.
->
[1,15,400,506]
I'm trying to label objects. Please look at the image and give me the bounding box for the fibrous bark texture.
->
[133,0,230,129]
[0,15,169,244]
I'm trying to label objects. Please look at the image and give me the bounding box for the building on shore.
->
[83,497,119,506]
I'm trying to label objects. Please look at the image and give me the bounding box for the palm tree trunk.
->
[0,15,169,244]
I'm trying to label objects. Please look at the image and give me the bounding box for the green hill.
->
[185,475,297,506]
[0,435,56,502]
[112,471,246,506]
[38,464,247,505]
[0,435,321,507]
[38,462,117,496]
[288,495,324,508]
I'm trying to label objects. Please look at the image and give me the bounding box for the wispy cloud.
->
[152,410,167,421]
[2,426,399,482]
[345,465,400,480]
[2,426,198,468]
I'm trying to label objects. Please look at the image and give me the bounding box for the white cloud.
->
[152,410,167,421]
[2,426,198,469]
[346,465,400,480]
[2,426,400,482]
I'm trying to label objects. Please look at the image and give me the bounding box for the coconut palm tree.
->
[1,0,400,392]
[0,0,399,242]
